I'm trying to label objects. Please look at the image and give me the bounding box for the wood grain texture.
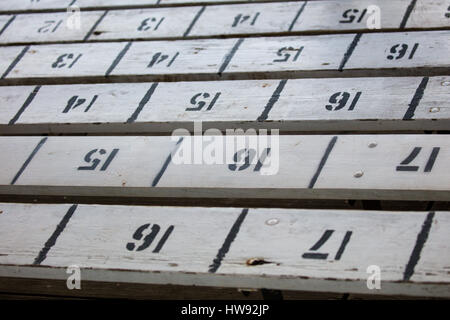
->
[0,202,448,297]
[0,0,293,13]
[0,30,448,84]
[1,1,449,44]
[0,135,448,201]
[0,76,449,134]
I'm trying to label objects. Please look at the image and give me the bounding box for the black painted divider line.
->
[403,76,429,120]
[83,10,109,41]
[257,79,288,121]
[8,85,41,125]
[127,82,159,123]
[1,45,29,79]
[338,33,362,72]
[183,6,205,37]
[151,137,184,187]
[403,211,435,281]
[209,208,249,273]
[105,41,132,76]
[400,0,418,29]
[288,1,307,32]
[218,38,244,75]
[33,204,78,265]
[308,136,338,189]
[0,15,16,37]
[10,137,48,185]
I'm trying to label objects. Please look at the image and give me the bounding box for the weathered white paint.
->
[0,0,290,12]
[3,31,448,82]
[0,0,74,12]
[291,0,410,32]
[185,1,304,37]
[0,11,105,44]
[0,45,27,78]
[344,31,450,71]
[3,41,126,79]
[0,76,449,134]
[2,1,448,44]
[88,6,201,41]
[0,137,48,184]
[108,37,235,77]
[0,202,448,297]
[407,0,450,29]
[0,135,448,200]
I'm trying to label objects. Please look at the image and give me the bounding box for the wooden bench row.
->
[0,0,448,44]
[0,0,293,13]
[0,31,449,84]
[0,135,448,201]
[0,202,448,297]
[0,76,448,134]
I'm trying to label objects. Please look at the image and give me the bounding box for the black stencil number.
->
[126,223,174,253]
[232,12,260,27]
[77,148,119,171]
[186,92,221,111]
[326,91,362,111]
[387,43,419,60]
[339,8,367,23]
[38,20,63,33]
[137,17,165,31]
[396,147,440,172]
[228,148,271,172]
[273,46,304,63]
[445,5,450,18]
[52,53,83,68]
[147,52,179,68]
[63,95,98,113]
[302,230,353,261]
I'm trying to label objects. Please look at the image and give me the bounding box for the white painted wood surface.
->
[0,203,448,297]
[1,1,449,44]
[0,46,27,78]
[0,76,449,134]
[1,31,448,82]
[0,0,291,12]
[345,31,450,71]
[0,11,105,44]
[0,135,448,200]
[407,0,450,29]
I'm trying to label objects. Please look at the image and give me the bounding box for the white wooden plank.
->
[343,31,450,71]
[0,0,294,12]
[0,0,73,12]
[0,202,448,297]
[0,76,449,134]
[88,6,201,41]
[74,0,450,39]
[217,209,437,283]
[2,41,126,79]
[407,0,450,29]
[0,135,448,200]
[108,38,235,77]
[0,11,106,44]
[183,1,304,37]
[291,0,411,32]
[2,31,447,82]
[0,202,75,265]
[0,1,448,44]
